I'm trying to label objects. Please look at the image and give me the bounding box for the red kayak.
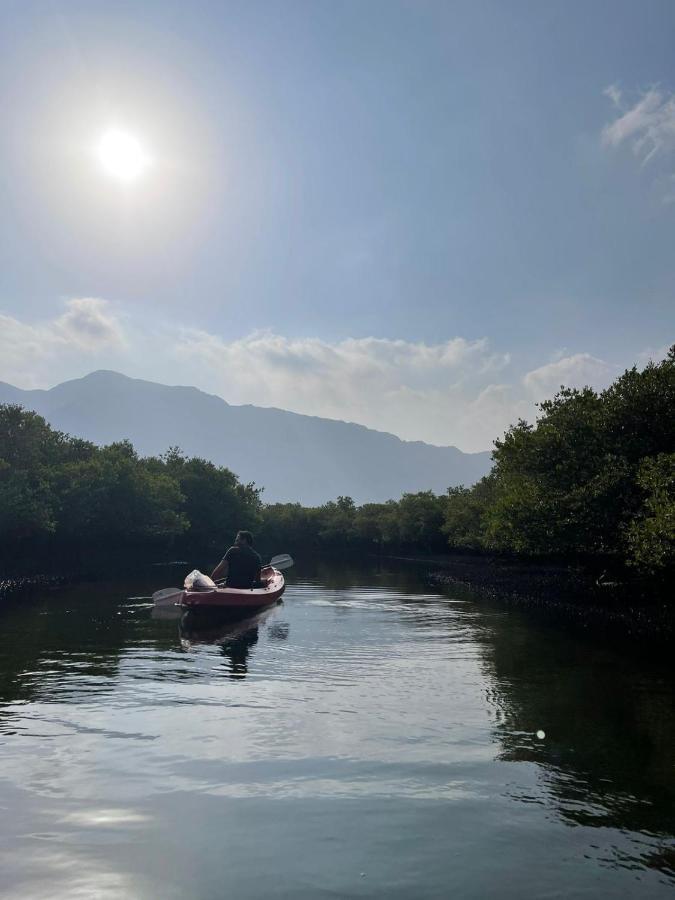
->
[180,566,285,610]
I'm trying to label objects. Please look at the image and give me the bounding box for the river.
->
[0,558,673,898]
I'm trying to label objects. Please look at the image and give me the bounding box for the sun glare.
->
[97,129,151,182]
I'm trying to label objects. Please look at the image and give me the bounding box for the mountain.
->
[0,371,492,505]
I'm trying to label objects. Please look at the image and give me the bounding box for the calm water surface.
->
[0,559,673,899]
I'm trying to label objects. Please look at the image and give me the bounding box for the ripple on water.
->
[0,569,674,898]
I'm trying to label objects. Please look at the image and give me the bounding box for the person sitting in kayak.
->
[211,531,263,589]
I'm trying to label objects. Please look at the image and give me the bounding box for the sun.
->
[96,129,151,182]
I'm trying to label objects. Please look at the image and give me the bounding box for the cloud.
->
[56,298,125,349]
[169,329,520,449]
[635,344,671,367]
[0,298,126,388]
[602,86,675,189]
[603,84,622,108]
[523,353,617,397]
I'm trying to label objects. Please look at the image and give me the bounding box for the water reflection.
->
[0,560,673,897]
[463,594,675,879]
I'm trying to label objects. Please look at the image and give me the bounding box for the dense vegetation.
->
[443,348,674,575]
[0,349,673,579]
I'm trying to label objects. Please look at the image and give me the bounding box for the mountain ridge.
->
[0,370,492,505]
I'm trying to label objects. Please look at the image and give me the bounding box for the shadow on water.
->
[179,607,287,678]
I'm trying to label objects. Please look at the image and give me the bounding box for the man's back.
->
[223,544,261,588]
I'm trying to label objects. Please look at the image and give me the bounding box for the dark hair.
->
[236,530,253,546]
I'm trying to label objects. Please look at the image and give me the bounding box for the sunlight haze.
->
[1,0,673,451]
[96,129,152,182]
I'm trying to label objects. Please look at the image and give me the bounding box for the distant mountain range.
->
[0,371,492,505]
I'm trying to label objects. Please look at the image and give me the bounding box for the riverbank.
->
[385,552,673,646]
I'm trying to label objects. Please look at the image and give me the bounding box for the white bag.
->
[184,569,216,592]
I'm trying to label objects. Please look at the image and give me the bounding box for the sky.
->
[1,0,674,452]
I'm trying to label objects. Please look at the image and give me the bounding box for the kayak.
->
[179,566,285,610]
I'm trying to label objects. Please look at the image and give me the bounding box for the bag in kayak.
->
[184,569,217,592]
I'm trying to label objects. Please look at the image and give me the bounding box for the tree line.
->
[0,348,673,576]
[442,347,674,575]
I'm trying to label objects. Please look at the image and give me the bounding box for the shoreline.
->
[381,552,674,647]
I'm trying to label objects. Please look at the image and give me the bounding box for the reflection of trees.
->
[474,601,675,876]
[293,554,435,593]
[0,567,223,714]
[0,581,161,709]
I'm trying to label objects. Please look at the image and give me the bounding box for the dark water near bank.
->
[0,559,673,899]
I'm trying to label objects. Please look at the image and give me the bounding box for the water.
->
[0,558,673,899]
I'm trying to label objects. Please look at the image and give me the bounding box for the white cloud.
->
[523,353,617,397]
[0,298,126,388]
[602,86,675,176]
[169,329,518,449]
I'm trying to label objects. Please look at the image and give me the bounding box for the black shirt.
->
[223,545,262,589]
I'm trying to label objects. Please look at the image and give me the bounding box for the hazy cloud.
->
[56,298,125,349]
[603,84,622,108]
[171,330,518,450]
[602,86,675,190]
[0,298,125,387]
[636,344,671,367]
[523,353,617,396]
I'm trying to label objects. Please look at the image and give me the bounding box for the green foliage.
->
[318,496,357,546]
[0,407,260,552]
[258,503,321,549]
[626,454,675,572]
[444,476,496,550]
[257,492,447,553]
[0,465,57,541]
[161,448,262,551]
[56,442,188,541]
[443,348,675,573]
[397,491,446,550]
[0,405,76,540]
[354,501,400,546]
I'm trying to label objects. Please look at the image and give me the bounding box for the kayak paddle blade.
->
[152,587,183,605]
[269,554,294,570]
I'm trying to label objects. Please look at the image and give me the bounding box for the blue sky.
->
[1,1,674,450]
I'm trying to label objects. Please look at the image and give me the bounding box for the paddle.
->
[152,586,184,606]
[267,554,294,571]
[214,553,294,586]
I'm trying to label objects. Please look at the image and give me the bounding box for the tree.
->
[443,476,496,550]
[355,501,400,548]
[318,496,357,546]
[161,448,261,551]
[0,405,74,541]
[259,503,321,550]
[397,491,446,551]
[57,441,188,542]
[626,453,675,572]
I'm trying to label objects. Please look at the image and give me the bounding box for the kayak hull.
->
[179,567,285,610]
